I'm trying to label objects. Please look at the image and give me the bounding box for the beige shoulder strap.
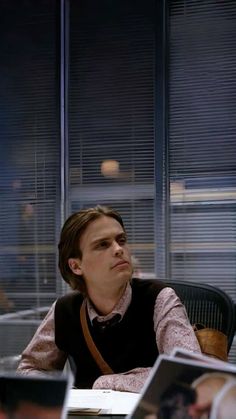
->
[80,299,114,375]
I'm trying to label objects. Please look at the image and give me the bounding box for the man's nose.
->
[113,241,123,255]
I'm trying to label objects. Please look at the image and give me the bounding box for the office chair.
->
[166,280,235,353]
[0,354,21,371]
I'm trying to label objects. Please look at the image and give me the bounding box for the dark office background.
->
[0,0,235,361]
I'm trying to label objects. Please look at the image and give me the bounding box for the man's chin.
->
[116,269,132,282]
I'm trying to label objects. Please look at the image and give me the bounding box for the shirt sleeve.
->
[17,301,67,376]
[92,367,151,393]
[154,287,201,354]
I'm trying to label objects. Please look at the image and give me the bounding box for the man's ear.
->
[68,258,82,275]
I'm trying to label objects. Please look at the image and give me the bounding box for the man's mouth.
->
[112,260,129,269]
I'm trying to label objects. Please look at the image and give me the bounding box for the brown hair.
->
[58,205,125,294]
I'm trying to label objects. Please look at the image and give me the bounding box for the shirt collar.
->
[86,281,132,323]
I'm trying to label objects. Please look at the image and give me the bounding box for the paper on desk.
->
[111,391,140,414]
[67,389,140,415]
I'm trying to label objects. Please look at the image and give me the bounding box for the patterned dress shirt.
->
[17,284,201,392]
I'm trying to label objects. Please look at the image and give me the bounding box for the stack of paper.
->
[66,389,140,415]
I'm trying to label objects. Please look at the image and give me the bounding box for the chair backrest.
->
[0,354,21,372]
[166,280,235,353]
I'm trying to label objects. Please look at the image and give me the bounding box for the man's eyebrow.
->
[90,236,110,246]
[117,232,127,238]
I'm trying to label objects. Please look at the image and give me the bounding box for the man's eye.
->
[98,241,109,248]
[119,237,127,245]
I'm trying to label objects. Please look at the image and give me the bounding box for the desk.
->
[67,416,125,419]
[66,389,139,417]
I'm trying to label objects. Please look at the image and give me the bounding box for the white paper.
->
[111,391,140,414]
[66,389,140,414]
[171,347,236,370]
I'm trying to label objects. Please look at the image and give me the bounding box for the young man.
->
[17,205,201,392]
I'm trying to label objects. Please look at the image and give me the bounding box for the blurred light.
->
[101,159,120,178]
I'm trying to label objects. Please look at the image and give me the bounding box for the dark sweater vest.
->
[55,278,166,388]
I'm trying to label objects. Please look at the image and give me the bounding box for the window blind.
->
[169,0,236,298]
[0,0,60,356]
[68,0,156,276]
[168,0,236,361]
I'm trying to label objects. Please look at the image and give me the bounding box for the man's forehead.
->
[82,215,125,240]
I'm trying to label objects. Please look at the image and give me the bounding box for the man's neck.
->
[87,283,127,316]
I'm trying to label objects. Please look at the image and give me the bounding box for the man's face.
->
[74,215,133,294]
